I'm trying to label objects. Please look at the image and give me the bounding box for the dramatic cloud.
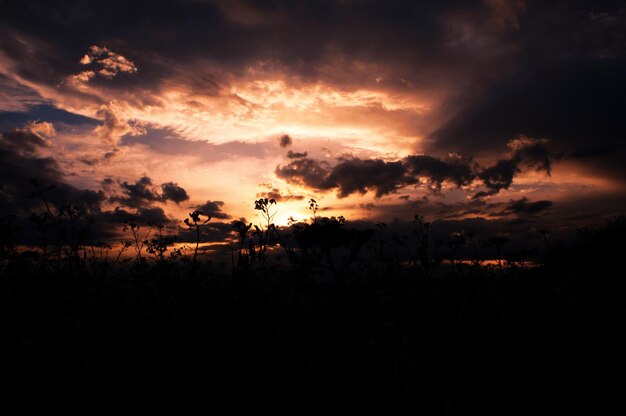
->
[0,0,624,244]
[111,176,190,208]
[277,137,556,199]
[0,126,108,246]
[275,157,331,190]
[196,200,231,220]
[161,182,190,204]
[504,197,553,215]
[68,45,137,89]
[473,137,556,198]
[0,123,52,154]
[257,188,305,202]
[474,159,519,199]
[404,154,475,190]
[0,74,45,112]
[79,45,138,78]
[325,158,408,198]
[93,105,144,144]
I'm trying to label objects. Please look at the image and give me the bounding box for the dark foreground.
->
[1,224,625,415]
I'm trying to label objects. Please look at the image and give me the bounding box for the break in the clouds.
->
[1,0,625,245]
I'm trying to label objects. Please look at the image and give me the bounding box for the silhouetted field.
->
[1,205,625,414]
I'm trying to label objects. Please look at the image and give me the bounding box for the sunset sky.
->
[1,0,625,247]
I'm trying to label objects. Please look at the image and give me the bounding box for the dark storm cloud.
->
[0,74,45,112]
[3,0,622,181]
[277,138,556,199]
[473,137,556,198]
[404,154,475,190]
[0,0,513,100]
[275,157,331,190]
[325,158,409,198]
[1,0,623,246]
[415,197,553,222]
[176,220,238,245]
[429,59,626,155]
[425,1,626,179]
[110,176,190,208]
[474,159,519,199]
[0,127,104,216]
[0,125,112,245]
[508,137,554,175]
[275,153,462,198]
[196,200,231,220]
[278,134,292,148]
[286,150,308,159]
[256,188,305,202]
[504,198,553,215]
[111,176,159,208]
[96,206,172,229]
[418,197,553,223]
[0,126,192,246]
[1,128,49,154]
[161,182,190,204]
[81,206,173,244]
[0,29,75,88]
[2,1,623,121]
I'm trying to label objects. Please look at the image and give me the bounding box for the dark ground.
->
[1,219,625,415]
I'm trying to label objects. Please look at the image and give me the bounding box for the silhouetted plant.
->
[412,214,442,275]
[308,198,319,223]
[0,215,17,262]
[465,231,484,267]
[30,178,64,262]
[29,211,53,259]
[29,178,56,219]
[445,231,467,270]
[112,241,132,266]
[231,220,253,271]
[365,222,389,274]
[87,241,112,264]
[289,201,373,281]
[123,219,153,263]
[145,222,177,264]
[58,203,86,259]
[253,197,278,262]
[485,235,509,271]
[184,210,211,264]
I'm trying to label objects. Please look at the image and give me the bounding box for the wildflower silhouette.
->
[184,210,211,264]
[253,197,278,262]
[412,214,442,275]
[145,222,178,264]
[308,198,319,223]
[123,219,153,263]
[231,220,253,270]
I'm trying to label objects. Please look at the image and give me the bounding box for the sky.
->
[1,0,625,249]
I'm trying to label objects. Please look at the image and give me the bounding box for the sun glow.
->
[272,210,310,227]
